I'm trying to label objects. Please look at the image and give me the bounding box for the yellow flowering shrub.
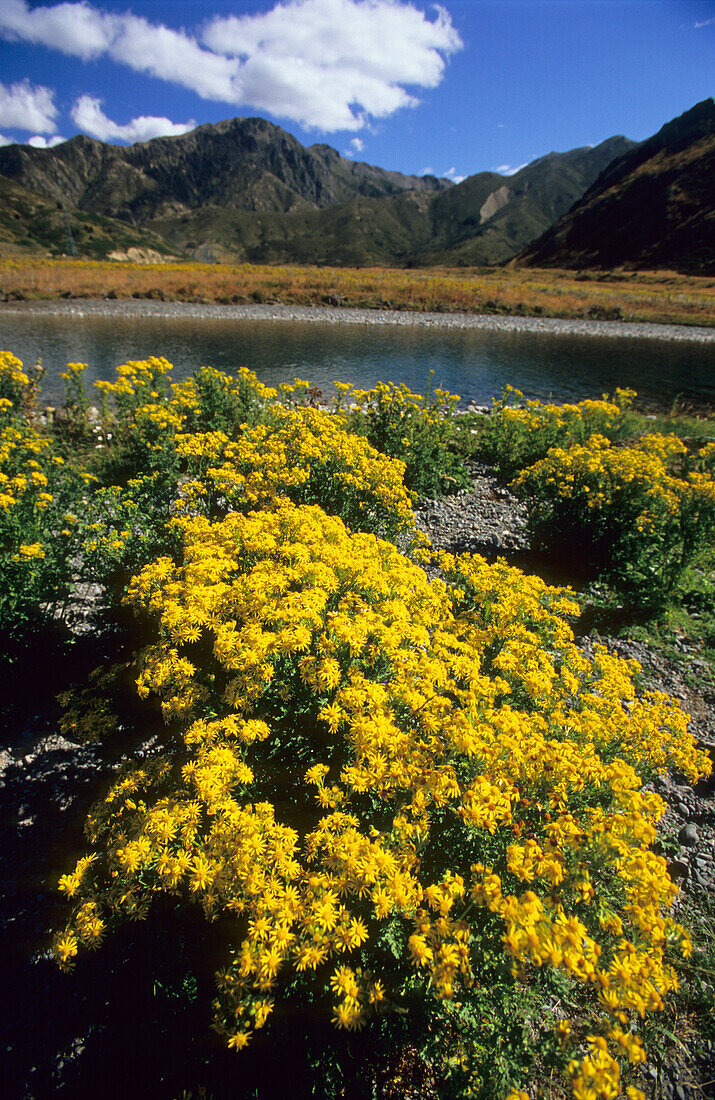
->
[94,355,174,416]
[513,432,715,605]
[173,403,418,543]
[0,350,35,419]
[477,385,635,479]
[0,344,703,1096]
[170,364,280,433]
[0,413,85,633]
[54,498,709,1098]
[345,377,471,495]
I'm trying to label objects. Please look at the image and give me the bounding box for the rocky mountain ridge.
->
[0,114,636,266]
[0,102,711,270]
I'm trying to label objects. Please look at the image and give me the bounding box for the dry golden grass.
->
[0,257,713,327]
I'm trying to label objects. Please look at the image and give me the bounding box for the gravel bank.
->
[1,298,714,344]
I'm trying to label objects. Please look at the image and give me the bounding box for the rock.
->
[679,823,700,847]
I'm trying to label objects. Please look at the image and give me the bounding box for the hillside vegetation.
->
[520,99,715,275]
[0,115,634,268]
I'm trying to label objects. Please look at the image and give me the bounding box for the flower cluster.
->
[55,491,709,1096]
[513,431,715,604]
[0,348,696,1098]
[344,377,471,496]
[0,382,85,631]
[476,385,635,479]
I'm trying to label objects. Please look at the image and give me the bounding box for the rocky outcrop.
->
[479,185,513,224]
[0,117,451,226]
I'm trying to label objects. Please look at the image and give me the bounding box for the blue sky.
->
[0,0,712,182]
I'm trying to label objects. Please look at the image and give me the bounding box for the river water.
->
[0,303,713,408]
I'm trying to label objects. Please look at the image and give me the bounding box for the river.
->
[0,301,713,407]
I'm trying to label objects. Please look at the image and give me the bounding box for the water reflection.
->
[0,310,712,408]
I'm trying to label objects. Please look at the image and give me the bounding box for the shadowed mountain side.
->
[416,136,636,265]
[134,135,635,266]
[519,99,715,274]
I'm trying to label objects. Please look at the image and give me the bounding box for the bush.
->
[475,386,635,480]
[0,355,88,643]
[0,346,709,1098]
[513,433,715,609]
[54,498,709,1098]
[345,377,471,497]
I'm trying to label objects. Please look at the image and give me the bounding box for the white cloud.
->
[0,1,242,100]
[694,17,715,28]
[203,0,461,131]
[0,133,13,146]
[0,78,57,132]
[71,95,195,143]
[443,165,464,182]
[493,162,529,176]
[27,133,65,147]
[0,0,462,132]
[344,136,365,159]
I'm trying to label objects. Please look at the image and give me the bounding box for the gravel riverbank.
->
[1,298,714,344]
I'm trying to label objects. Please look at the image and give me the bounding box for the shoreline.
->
[1,298,714,343]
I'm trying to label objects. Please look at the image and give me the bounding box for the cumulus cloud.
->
[0,0,462,132]
[71,95,196,143]
[0,133,13,146]
[443,166,464,182]
[0,78,57,132]
[344,136,365,157]
[27,133,65,147]
[203,0,462,130]
[0,0,244,99]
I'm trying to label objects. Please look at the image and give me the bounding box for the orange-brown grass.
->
[0,257,713,327]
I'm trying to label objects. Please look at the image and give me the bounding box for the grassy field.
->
[1,257,713,327]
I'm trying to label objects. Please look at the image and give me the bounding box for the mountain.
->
[0,116,449,226]
[0,113,637,266]
[519,99,715,274]
[181,136,635,267]
[411,136,635,265]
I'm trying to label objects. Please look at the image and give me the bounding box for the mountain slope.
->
[134,133,635,266]
[519,99,715,274]
[416,136,635,265]
[0,174,182,261]
[0,114,643,267]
